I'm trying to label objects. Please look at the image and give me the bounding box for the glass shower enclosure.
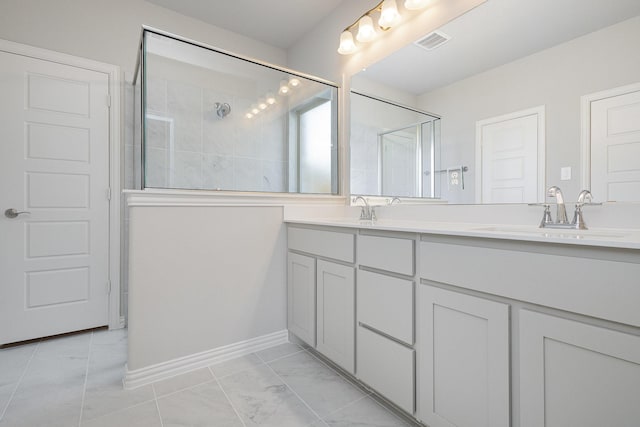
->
[132,29,339,194]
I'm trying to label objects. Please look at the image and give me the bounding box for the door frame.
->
[580,82,640,191]
[475,105,546,203]
[0,39,123,330]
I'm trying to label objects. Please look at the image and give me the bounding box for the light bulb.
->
[251,104,260,115]
[356,15,376,42]
[246,112,253,119]
[258,98,267,110]
[337,30,357,55]
[404,0,429,9]
[278,80,290,95]
[379,0,400,29]
[266,92,276,105]
[288,76,300,87]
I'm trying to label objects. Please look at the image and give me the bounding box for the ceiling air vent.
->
[414,30,451,51]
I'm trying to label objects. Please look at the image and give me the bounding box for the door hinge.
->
[106,188,111,200]
[106,280,112,295]
[106,94,111,108]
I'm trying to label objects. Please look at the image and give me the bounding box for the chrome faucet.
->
[389,197,401,205]
[539,187,597,230]
[547,186,568,224]
[352,196,376,222]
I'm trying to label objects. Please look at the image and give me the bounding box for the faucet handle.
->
[539,204,553,228]
[571,203,588,230]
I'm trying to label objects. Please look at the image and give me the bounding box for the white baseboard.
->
[123,329,289,389]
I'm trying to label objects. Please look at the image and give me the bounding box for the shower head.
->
[214,102,231,119]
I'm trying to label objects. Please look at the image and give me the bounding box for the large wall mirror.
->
[350,0,640,204]
[351,92,441,198]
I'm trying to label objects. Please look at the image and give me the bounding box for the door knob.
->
[4,208,31,218]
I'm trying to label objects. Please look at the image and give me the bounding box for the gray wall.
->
[128,205,286,370]
[0,0,286,75]
[418,16,640,203]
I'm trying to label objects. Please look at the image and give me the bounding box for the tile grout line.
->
[0,340,40,422]
[208,365,248,427]
[302,349,415,426]
[259,345,378,425]
[151,384,165,427]
[78,331,95,427]
[367,395,417,427]
[261,354,326,424]
[303,348,373,396]
[255,347,306,365]
[317,393,370,422]
[212,353,267,381]
[300,348,415,425]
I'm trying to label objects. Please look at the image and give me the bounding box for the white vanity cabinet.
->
[287,221,640,427]
[287,226,356,374]
[519,310,640,427]
[356,233,416,414]
[316,259,355,373]
[419,234,640,427]
[287,252,316,347]
[417,285,510,427]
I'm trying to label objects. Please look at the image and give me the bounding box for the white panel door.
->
[287,252,316,347]
[520,310,640,427]
[0,51,110,345]
[590,89,640,201]
[476,106,544,203]
[418,285,510,427]
[316,260,355,374]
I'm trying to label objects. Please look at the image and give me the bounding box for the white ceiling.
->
[358,0,640,95]
[146,0,348,49]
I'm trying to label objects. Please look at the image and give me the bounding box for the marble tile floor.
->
[0,329,420,427]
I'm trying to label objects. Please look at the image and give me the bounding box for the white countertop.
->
[285,217,640,250]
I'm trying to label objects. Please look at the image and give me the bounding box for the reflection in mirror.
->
[350,0,640,203]
[138,30,338,194]
[350,92,440,198]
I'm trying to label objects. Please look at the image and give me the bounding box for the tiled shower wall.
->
[143,55,288,192]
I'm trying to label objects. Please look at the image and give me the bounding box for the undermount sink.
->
[474,225,628,239]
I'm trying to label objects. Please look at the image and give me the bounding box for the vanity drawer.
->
[288,227,355,263]
[359,235,414,275]
[358,270,414,345]
[357,325,415,414]
[420,238,640,327]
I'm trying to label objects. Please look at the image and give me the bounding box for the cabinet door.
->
[316,259,355,374]
[520,310,640,427]
[287,252,316,347]
[418,285,510,427]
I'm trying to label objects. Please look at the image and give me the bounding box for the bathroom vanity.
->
[285,219,640,427]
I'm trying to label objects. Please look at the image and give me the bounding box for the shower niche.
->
[132,29,339,194]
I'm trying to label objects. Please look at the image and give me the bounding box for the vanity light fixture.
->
[246,77,302,118]
[404,0,430,10]
[338,0,431,55]
[266,92,277,105]
[278,79,290,95]
[265,92,276,105]
[288,76,301,87]
[337,30,357,54]
[379,0,401,29]
[356,15,376,42]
